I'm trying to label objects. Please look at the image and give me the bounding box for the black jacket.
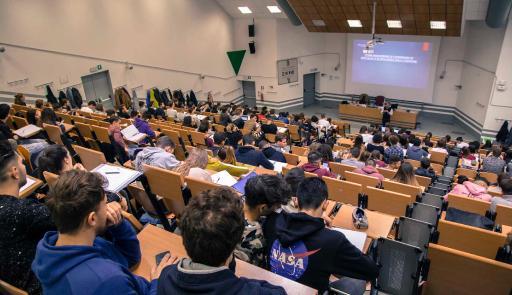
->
[263,212,379,293]
[261,123,277,135]
[45,85,58,104]
[496,121,509,143]
[262,147,286,163]
[157,261,285,295]
[235,146,274,170]
[0,121,13,140]
[226,131,243,149]
[415,167,436,180]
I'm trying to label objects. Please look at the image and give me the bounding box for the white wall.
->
[456,21,505,126]
[432,37,466,107]
[0,0,240,102]
[483,14,512,135]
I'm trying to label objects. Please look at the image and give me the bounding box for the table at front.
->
[133,225,317,295]
[339,104,418,129]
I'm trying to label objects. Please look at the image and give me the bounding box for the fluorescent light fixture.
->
[267,6,281,13]
[387,20,402,28]
[238,6,252,14]
[430,21,446,29]
[347,20,363,28]
[312,19,326,26]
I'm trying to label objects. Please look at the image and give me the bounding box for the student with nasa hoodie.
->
[263,177,379,294]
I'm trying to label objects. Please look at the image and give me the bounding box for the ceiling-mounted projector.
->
[364,1,384,53]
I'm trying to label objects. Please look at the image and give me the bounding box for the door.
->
[303,73,316,107]
[81,71,114,109]
[242,81,256,108]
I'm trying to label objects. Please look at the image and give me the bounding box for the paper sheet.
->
[19,177,36,194]
[211,170,238,186]
[13,125,42,138]
[91,164,142,193]
[269,160,287,173]
[278,127,288,134]
[332,227,368,251]
[121,125,147,143]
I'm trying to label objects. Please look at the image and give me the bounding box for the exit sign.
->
[90,65,103,73]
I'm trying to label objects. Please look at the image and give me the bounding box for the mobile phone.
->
[155,251,171,265]
[329,202,342,218]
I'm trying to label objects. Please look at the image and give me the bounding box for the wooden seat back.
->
[189,130,207,147]
[43,171,59,186]
[143,164,186,216]
[377,167,396,179]
[91,125,111,143]
[447,194,489,216]
[416,175,432,188]
[365,186,411,217]
[456,168,478,179]
[283,153,299,166]
[424,243,512,295]
[404,159,421,168]
[42,123,64,145]
[12,116,28,129]
[430,150,447,165]
[0,279,28,295]
[291,146,309,156]
[72,145,107,171]
[328,162,356,178]
[437,219,506,259]
[480,171,498,184]
[185,176,220,198]
[382,180,422,199]
[323,177,361,206]
[495,204,512,226]
[345,171,381,192]
[74,122,94,139]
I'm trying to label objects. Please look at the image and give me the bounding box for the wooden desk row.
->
[339,104,417,129]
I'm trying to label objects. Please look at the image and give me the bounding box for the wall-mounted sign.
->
[277,58,298,85]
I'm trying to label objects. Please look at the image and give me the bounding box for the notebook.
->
[19,177,36,194]
[91,164,142,193]
[13,124,42,138]
[277,127,288,134]
[332,227,368,251]
[121,125,147,143]
[211,170,238,186]
[196,115,207,121]
[269,160,287,173]
[231,171,258,195]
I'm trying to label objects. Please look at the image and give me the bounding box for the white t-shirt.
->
[361,133,373,144]
[431,147,448,154]
[457,142,469,149]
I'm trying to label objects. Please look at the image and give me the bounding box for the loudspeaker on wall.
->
[248,24,255,37]
[249,42,256,54]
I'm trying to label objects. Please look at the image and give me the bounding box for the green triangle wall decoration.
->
[227,50,246,75]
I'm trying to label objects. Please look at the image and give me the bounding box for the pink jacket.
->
[353,166,385,183]
[445,181,492,202]
[302,163,336,178]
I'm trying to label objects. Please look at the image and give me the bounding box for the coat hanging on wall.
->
[58,91,67,106]
[132,89,138,110]
[496,120,509,143]
[71,87,83,109]
[45,85,58,104]
[190,90,198,106]
[114,87,132,110]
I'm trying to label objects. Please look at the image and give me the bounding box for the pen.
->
[105,171,120,174]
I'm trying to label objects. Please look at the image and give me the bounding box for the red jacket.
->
[301,163,336,178]
[353,166,385,183]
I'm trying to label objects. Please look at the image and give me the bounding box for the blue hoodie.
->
[235,146,274,170]
[32,220,157,295]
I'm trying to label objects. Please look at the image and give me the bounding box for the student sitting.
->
[226,123,243,149]
[259,140,286,163]
[352,159,385,184]
[134,111,156,139]
[445,176,492,202]
[32,170,164,294]
[38,144,129,210]
[282,167,306,213]
[366,133,385,155]
[391,162,419,186]
[407,138,428,161]
[370,150,387,168]
[491,178,512,213]
[0,141,54,294]
[235,135,274,170]
[80,101,97,113]
[134,136,181,172]
[158,187,286,294]
[272,133,290,153]
[415,158,436,180]
[261,119,277,134]
[235,175,291,267]
[211,132,226,156]
[431,138,449,154]
[482,145,506,175]
[302,151,336,178]
[359,126,373,144]
[384,134,404,163]
[207,146,250,177]
[175,147,212,182]
[340,147,365,169]
[263,178,379,294]
[107,116,129,163]
[456,136,469,149]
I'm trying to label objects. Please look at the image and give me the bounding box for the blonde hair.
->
[218,146,237,166]
[175,148,209,176]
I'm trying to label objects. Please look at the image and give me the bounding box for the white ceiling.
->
[215,0,287,19]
